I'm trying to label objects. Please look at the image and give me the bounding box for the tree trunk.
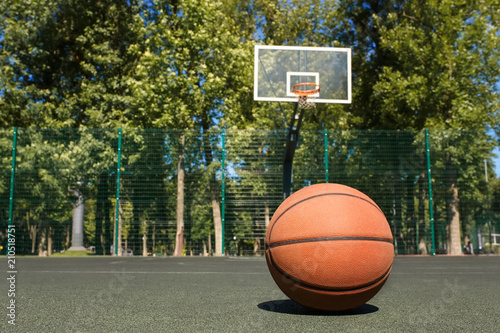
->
[47,226,53,255]
[393,176,404,254]
[152,224,156,255]
[418,172,427,255]
[201,128,223,256]
[174,134,185,256]
[208,233,212,256]
[96,172,110,255]
[433,200,441,252]
[211,189,223,256]
[38,223,47,256]
[114,189,123,256]
[264,202,270,228]
[103,177,112,256]
[406,175,416,254]
[447,184,462,255]
[69,189,86,251]
[31,224,37,254]
[445,156,462,255]
[27,211,37,254]
[66,225,70,250]
[142,220,148,257]
[95,173,104,254]
[254,238,261,255]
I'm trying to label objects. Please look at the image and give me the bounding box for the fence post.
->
[221,130,226,255]
[425,129,436,255]
[114,128,122,256]
[324,130,329,183]
[8,127,18,229]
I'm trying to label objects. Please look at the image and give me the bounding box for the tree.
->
[377,1,499,255]
[0,0,147,255]
[2,0,498,256]
[136,0,254,256]
[225,129,285,254]
[0,0,145,128]
[330,0,500,254]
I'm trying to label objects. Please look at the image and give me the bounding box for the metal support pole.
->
[114,128,122,256]
[8,127,18,229]
[283,103,305,199]
[425,129,436,255]
[221,130,226,255]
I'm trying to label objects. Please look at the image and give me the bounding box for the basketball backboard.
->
[254,45,351,104]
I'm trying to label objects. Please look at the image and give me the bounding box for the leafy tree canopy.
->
[1,0,498,132]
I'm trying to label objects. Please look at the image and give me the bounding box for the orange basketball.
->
[265,183,394,311]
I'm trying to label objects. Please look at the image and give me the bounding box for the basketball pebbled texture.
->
[265,183,394,311]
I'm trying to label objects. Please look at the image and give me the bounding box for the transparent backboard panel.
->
[254,45,351,104]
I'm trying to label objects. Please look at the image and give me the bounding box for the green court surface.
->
[1,256,499,332]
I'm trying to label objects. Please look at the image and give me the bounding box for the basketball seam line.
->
[267,236,393,249]
[267,192,385,244]
[269,252,392,292]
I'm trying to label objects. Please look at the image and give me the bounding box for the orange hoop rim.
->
[292,82,321,96]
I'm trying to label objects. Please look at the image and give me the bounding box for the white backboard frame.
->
[254,45,352,104]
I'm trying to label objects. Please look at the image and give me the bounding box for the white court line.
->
[22,270,267,275]
[23,270,499,275]
[392,271,499,275]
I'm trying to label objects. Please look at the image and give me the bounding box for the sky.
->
[488,129,500,178]
[492,146,500,179]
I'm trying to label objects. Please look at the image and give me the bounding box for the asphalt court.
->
[1,256,499,332]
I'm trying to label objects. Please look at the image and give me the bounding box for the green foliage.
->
[1,128,498,255]
[324,0,500,131]
[225,129,285,251]
[1,0,498,131]
[372,0,500,131]
[0,0,145,127]
[1,1,499,256]
[123,0,255,129]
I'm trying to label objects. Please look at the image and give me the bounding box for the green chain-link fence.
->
[1,128,498,256]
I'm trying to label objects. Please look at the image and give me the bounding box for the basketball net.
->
[292,83,320,110]
[298,95,316,110]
